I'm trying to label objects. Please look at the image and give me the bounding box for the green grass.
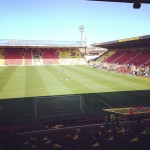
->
[0,65,150,99]
[0,65,150,123]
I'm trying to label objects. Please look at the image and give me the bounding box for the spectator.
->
[105,114,110,128]
[110,113,116,125]
[128,109,134,121]
[115,114,120,128]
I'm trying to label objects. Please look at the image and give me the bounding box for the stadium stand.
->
[42,48,59,65]
[58,48,86,65]
[96,49,150,76]
[102,50,148,65]
[92,35,150,77]
[32,48,43,65]
[127,50,150,66]
[1,117,150,150]
[4,48,22,65]
[0,49,5,65]
[95,50,115,62]
[0,47,86,66]
[24,48,32,65]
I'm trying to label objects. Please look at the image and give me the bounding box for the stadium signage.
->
[119,37,139,42]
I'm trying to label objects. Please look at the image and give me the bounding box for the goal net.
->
[34,94,84,119]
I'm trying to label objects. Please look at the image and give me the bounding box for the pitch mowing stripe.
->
[64,65,128,92]
[25,66,50,98]
[61,66,114,92]
[85,65,150,87]
[55,66,115,108]
[78,65,150,83]
[64,65,150,107]
[51,65,105,94]
[63,66,107,91]
[71,65,150,90]
[109,74,150,90]
[0,66,17,90]
[0,66,18,98]
[44,66,73,95]
[45,65,95,95]
[0,66,7,74]
[104,71,150,94]
[0,66,26,99]
[0,65,149,101]
[36,66,72,95]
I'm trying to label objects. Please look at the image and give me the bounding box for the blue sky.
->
[0,0,150,46]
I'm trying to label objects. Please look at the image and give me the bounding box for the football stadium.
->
[0,36,150,123]
[0,0,150,149]
[0,35,150,150]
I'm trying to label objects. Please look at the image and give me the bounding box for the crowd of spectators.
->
[91,61,150,77]
[0,113,150,150]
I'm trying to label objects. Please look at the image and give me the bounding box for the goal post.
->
[34,94,84,119]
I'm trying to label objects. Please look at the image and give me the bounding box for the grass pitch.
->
[0,65,150,100]
[0,65,150,123]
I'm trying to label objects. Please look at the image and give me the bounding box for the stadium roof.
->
[0,39,86,48]
[92,35,150,49]
[88,0,150,9]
